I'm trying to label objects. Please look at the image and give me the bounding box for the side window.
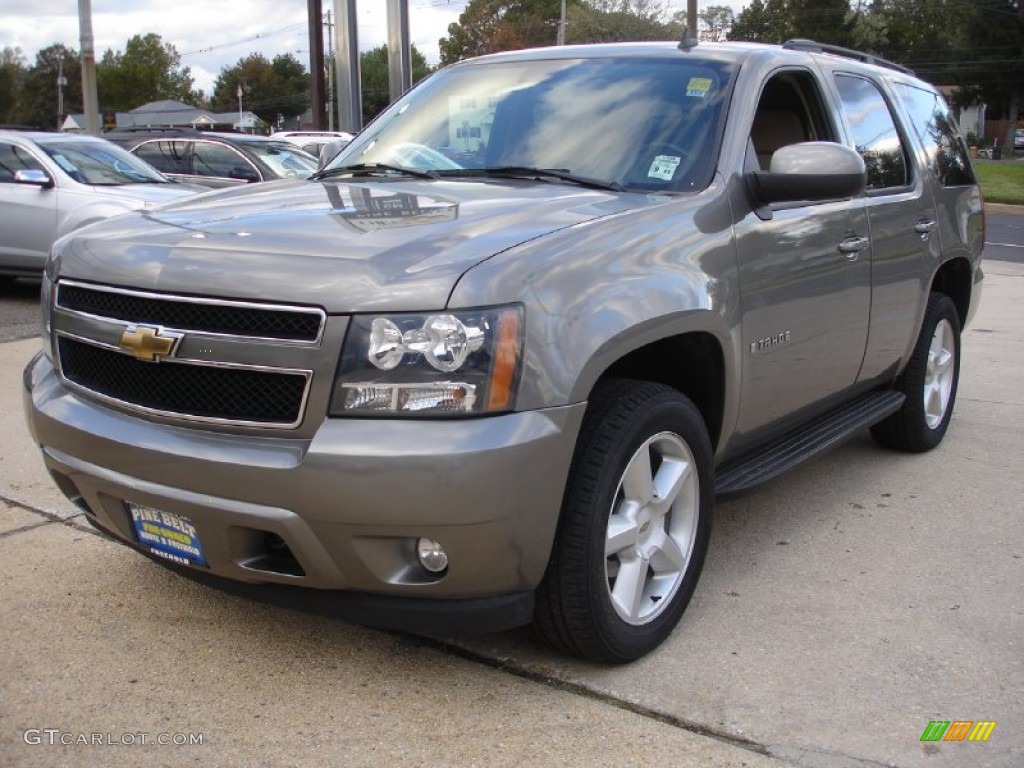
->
[134,141,189,175]
[834,74,908,191]
[749,70,836,171]
[892,82,975,187]
[0,142,46,182]
[192,142,255,180]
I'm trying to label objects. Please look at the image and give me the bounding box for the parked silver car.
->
[0,131,201,281]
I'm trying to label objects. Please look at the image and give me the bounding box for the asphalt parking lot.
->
[1,257,1021,767]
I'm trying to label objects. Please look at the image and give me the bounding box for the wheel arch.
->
[930,256,973,328]
[583,329,727,452]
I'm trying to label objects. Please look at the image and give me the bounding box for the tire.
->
[535,379,713,663]
[871,293,961,453]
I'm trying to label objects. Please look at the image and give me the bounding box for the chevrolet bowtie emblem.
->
[119,325,182,362]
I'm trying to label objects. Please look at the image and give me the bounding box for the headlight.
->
[330,306,523,416]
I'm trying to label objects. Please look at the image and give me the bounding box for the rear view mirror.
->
[748,142,866,205]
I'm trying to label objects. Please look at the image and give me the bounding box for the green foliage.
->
[211,53,311,126]
[97,34,199,110]
[0,47,28,124]
[11,44,82,129]
[567,2,680,43]
[974,161,1024,205]
[728,0,792,43]
[439,0,569,64]
[360,45,432,123]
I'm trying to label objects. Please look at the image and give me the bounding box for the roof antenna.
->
[678,33,699,51]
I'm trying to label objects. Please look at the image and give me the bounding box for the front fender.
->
[448,188,741,414]
[58,201,136,239]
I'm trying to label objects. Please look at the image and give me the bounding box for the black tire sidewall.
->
[570,384,713,660]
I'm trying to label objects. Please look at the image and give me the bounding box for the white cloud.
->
[0,1,748,97]
[0,0,468,95]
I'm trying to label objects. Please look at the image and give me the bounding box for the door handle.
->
[914,219,937,237]
[838,236,870,259]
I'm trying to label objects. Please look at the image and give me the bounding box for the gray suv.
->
[24,40,984,662]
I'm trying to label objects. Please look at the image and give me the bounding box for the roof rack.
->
[782,38,914,76]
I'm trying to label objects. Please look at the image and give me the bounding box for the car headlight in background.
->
[330,306,523,416]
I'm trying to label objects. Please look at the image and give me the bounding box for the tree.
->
[698,5,736,42]
[13,44,82,129]
[727,0,792,43]
[211,53,310,126]
[567,1,680,43]
[0,47,27,124]
[359,45,432,123]
[97,33,199,109]
[439,0,567,64]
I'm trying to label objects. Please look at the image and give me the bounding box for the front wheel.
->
[535,380,713,663]
[871,293,962,452]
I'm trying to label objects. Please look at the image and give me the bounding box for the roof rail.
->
[782,38,914,76]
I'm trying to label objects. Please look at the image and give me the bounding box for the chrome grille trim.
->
[55,335,313,430]
[56,279,327,345]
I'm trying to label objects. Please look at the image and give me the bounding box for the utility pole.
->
[333,0,361,133]
[78,0,100,135]
[56,61,67,130]
[557,0,566,45]
[687,0,698,41]
[307,0,326,129]
[325,10,335,131]
[386,0,412,103]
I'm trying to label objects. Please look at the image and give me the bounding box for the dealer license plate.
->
[127,503,207,567]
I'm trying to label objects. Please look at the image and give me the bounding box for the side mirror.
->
[747,142,866,205]
[14,169,55,189]
[229,167,261,183]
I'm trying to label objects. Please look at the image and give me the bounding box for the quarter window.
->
[892,82,975,187]
[834,74,909,191]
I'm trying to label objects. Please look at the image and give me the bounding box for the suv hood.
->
[80,182,203,206]
[53,179,645,311]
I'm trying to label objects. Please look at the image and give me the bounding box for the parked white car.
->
[270,130,354,159]
[0,131,202,282]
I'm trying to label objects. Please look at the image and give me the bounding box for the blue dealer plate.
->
[128,503,207,567]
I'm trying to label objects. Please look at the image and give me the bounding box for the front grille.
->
[58,337,308,425]
[57,283,323,341]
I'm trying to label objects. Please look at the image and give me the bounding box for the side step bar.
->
[714,390,905,497]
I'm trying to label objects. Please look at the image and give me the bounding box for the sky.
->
[0,1,745,96]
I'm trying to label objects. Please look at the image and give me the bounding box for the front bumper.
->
[24,352,585,633]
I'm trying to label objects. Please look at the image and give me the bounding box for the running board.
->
[714,390,905,497]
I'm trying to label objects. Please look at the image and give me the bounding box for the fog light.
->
[416,538,448,573]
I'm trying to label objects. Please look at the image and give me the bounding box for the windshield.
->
[242,140,319,179]
[328,55,735,192]
[37,139,169,185]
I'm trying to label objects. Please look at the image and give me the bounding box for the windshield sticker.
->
[52,154,79,173]
[648,155,681,181]
[686,77,713,98]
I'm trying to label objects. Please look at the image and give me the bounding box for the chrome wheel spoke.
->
[923,319,955,428]
[610,555,649,621]
[605,431,701,625]
[621,446,654,503]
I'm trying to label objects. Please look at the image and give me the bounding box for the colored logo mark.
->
[920,721,996,742]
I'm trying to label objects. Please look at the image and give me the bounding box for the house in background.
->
[62,100,265,134]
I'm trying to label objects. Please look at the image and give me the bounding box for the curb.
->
[985,203,1024,215]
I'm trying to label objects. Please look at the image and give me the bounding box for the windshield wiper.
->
[310,163,439,181]
[437,166,623,192]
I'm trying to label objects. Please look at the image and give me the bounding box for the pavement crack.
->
[0,493,92,536]
[406,634,775,759]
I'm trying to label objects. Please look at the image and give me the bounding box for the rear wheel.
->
[535,379,713,663]
[871,293,961,452]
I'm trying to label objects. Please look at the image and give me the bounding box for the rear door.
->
[827,70,942,383]
[132,140,192,184]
